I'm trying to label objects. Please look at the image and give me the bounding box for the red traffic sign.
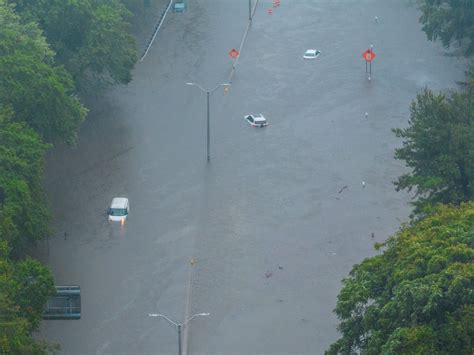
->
[228,49,239,59]
[362,49,376,62]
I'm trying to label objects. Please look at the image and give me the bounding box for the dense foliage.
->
[326,203,474,354]
[0,110,51,254]
[393,86,474,213]
[0,0,87,144]
[0,111,55,353]
[0,241,55,354]
[10,0,138,91]
[419,0,474,55]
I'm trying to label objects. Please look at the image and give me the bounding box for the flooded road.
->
[39,0,467,354]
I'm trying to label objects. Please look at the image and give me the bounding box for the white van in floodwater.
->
[107,197,129,224]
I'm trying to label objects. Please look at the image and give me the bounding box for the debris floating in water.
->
[338,185,348,193]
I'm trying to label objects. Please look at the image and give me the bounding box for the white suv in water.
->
[107,197,129,224]
[244,114,268,127]
[303,49,321,59]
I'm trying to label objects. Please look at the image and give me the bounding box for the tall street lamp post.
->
[186,82,231,162]
[148,312,209,355]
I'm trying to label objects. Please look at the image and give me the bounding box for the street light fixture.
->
[148,312,209,355]
[186,82,231,162]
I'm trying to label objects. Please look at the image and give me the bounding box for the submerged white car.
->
[107,197,129,224]
[244,114,268,127]
[303,49,321,59]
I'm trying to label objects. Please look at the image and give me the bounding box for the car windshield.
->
[109,208,127,216]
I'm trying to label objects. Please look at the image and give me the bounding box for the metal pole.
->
[369,46,373,77]
[249,0,252,20]
[469,86,472,117]
[207,91,210,162]
[178,324,182,355]
[186,82,229,162]
[149,312,209,355]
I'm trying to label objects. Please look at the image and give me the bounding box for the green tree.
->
[11,257,55,330]
[121,0,152,12]
[326,203,474,354]
[393,88,474,213]
[11,0,137,91]
[0,110,51,253]
[458,65,474,116]
[0,0,87,144]
[0,55,87,144]
[419,0,474,56]
[0,241,55,354]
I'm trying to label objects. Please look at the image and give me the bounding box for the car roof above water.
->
[111,197,128,209]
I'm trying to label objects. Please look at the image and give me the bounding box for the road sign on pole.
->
[362,48,376,80]
[362,49,376,62]
[228,49,239,59]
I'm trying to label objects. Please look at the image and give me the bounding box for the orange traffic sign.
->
[228,48,239,59]
[362,49,376,62]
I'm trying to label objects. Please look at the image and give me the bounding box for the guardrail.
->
[140,0,173,62]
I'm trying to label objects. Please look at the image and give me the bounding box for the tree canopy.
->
[0,0,87,144]
[0,110,51,254]
[0,110,57,352]
[0,241,55,354]
[10,0,137,91]
[419,0,474,55]
[326,203,474,354]
[393,87,474,213]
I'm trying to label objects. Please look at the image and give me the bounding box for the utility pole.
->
[206,91,210,161]
[177,324,182,355]
[186,82,231,162]
[148,312,209,355]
